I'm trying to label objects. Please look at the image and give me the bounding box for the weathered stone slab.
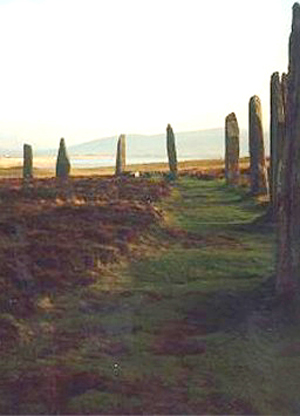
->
[166,124,178,178]
[277,3,300,296]
[115,134,126,176]
[56,138,70,179]
[23,143,33,180]
[225,112,240,186]
[270,72,285,210]
[248,95,268,195]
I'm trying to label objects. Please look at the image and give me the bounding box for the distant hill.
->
[0,128,270,165]
[65,128,250,162]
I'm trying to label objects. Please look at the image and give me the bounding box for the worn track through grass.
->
[1,176,300,415]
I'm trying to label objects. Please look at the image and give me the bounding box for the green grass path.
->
[3,178,300,415]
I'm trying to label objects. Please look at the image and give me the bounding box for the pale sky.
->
[0,0,295,148]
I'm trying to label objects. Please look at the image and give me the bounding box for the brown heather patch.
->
[0,177,170,319]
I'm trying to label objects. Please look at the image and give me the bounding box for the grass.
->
[1,174,300,414]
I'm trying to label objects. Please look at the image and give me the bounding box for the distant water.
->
[69,155,224,169]
[69,156,167,168]
[70,157,156,168]
[71,157,115,168]
[29,156,171,169]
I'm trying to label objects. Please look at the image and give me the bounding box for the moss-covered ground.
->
[1,176,300,414]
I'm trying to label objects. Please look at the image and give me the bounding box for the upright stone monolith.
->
[277,3,300,297]
[115,134,126,176]
[281,72,288,112]
[248,95,268,195]
[270,72,286,210]
[56,138,70,179]
[225,113,240,186]
[23,144,33,180]
[166,124,178,179]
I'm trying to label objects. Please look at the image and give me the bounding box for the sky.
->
[0,0,296,148]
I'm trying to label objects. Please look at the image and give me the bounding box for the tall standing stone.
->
[281,72,288,112]
[115,134,126,176]
[166,124,178,178]
[270,72,285,210]
[225,113,240,186]
[56,138,70,179]
[277,3,300,296]
[248,95,268,195]
[23,144,33,180]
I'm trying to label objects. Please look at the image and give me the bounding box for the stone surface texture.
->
[277,3,300,296]
[166,124,178,177]
[248,95,268,195]
[270,72,286,210]
[225,112,240,185]
[56,138,70,179]
[115,134,126,176]
[23,143,33,180]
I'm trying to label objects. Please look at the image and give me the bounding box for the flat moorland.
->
[0,172,299,415]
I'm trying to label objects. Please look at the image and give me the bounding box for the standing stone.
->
[23,144,33,180]
[276,72,288,206]
[281,72,288,112]
[225,113,240,186]
[115,134,126,176]
[56,138,70,179]
[166,124,178,178]
[277,3,300,296]
[248,95,268,195]
[270,72,286,210]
